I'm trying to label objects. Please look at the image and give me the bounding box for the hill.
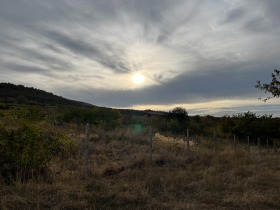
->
[0,82,93,107]
[0,82,168,117]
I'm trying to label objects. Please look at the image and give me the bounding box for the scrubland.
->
[1,124,279,210]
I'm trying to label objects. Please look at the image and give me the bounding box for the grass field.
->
[1,126,280,210]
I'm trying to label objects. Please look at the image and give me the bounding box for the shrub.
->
[9,106,45,121]
[0,123,66,183]
[62,107,123,129]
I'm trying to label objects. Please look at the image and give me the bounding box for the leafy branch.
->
[255,69,280,102]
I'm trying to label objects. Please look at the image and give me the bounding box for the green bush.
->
[62,107,123,129]
[0,102,7,109]
[0,124,66,183]
[11,106,44,121]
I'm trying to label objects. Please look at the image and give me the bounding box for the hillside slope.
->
[0,82,93,107]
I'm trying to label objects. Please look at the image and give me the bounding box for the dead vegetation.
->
[1,126,280,210]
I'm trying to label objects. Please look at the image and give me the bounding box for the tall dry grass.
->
[0,126,279,210]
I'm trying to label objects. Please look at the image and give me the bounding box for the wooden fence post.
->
[258,137,261,155]
[83,123,90,178]
[267,139,269,155]
[234,134,236,153]
[186,129,190,158]
[197,134,200,145]
[273,140,277,153]
[213,131,217,153]
[148,123,153,161]
[247,136,250,156]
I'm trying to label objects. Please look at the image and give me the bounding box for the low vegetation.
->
[0,119,279,209]
[0,83,279,209]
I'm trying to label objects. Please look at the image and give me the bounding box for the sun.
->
[132,73,145,85]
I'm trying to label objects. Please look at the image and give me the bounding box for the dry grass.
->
[1,126,279,210]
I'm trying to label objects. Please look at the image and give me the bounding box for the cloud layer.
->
[1,0,280,115]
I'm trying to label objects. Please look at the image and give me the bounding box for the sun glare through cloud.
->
[132,73,145,85]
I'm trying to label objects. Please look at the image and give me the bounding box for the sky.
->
[0,0,280,116]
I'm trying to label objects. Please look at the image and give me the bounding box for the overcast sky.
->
[1,0,280,116]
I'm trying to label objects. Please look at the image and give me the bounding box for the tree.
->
[168,107,189,133]
[256,69,280,101]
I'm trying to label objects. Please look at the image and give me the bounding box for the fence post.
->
[148,120,153,161]
[234,134,236,153]
[213,131,217,153]
[247,136,250,156]
[273,140,277,153]
[267,139,269,155]
[258,137,261,155]
[186,129,190,159]
[83,123,90,178]
[198,134,203,145]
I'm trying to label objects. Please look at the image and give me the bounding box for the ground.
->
[1,126,280,210]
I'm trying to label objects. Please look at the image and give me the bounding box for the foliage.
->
[168,107,189,133]
[0,102,8,109]
[148,110,280,142]
[189,115,220,136]
[62,107,123,129]
[10,106,45,121]
[0,123,70,182]
[256,69,280,101]
[220,111,279,142]
[169,107,188,122]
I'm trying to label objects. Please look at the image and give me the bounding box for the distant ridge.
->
[0,82,168,116]
[0,82,93,107]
